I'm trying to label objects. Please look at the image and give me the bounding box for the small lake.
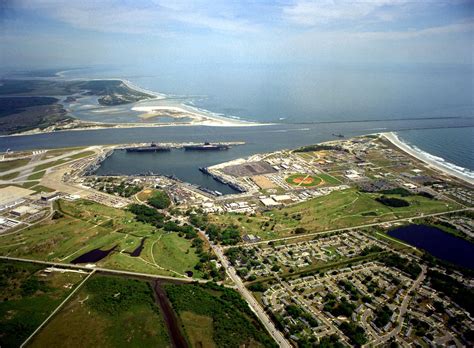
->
[388,224,474,270]
[71,245,116,264]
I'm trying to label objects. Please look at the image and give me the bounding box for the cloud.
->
[14,0,260,35]
[282,0,428,26]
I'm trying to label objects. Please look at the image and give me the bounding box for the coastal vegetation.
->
[0,79,153,134]
[165,282,277,348]
[29,275,170,347]
[0,260,85,347]
[0,96,70,135]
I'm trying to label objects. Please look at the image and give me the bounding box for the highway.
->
[0,255,210,284]
[195,228,292,348]
[224,207,472,248]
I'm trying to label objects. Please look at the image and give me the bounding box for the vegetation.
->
[339,321,367,347]
[374,305,393,328]
[128,203,165,227]
[0,96,70,135]
[376,196,410,207]
[294,144,348,153]
[29,275,170,348]
[207,188,459,241]
[92,178,142,197]
[27,170,46,180]
[381,253,421,278]
[165,283,277,348]
[323,293,356,317]
[190,212,241,245]
[0,200,205,278]
[427,270,474,316]
[0,260,85,348]
[0,158,30,172]
[147,190,171,209]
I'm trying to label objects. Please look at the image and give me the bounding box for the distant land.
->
[0,79,156,135]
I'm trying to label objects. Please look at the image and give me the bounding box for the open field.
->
[0,171,20,180]
[0,260,86,347]
[0,158,30,172]
[180,311,216,348]
[27,170,46,181]
[136,188,156,202]
[29,275,170,348]
[0,199,203,278]
[165,282,277,348]
[210,188,461,240]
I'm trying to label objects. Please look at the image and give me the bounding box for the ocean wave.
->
[395,133,474,179]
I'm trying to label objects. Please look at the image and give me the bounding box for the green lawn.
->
[0,158,30,172]
[0,171,20,180]
[0,260,86,348]
[318,173,342,185]
[29,275,170,348]
[210,188,460,240]
[27,170,46,180]
[0,199,203,278]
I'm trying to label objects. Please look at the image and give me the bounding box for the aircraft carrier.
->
[183,142,230,151]
[125,142,171,153]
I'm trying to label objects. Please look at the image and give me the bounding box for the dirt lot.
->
[251,175,277,189]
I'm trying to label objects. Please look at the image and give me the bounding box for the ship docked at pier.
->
[183,142,230,151]
[125,142,171,153]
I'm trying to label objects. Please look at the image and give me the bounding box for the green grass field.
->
[27,170,46,181]
[29,275,171,348]
[0,260,86,348]
[0,171,20,180]
[0,199,203,278]
[0,158,30,173]
[210,188,461,240]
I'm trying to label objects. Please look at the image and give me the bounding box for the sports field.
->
[286,174,321,187]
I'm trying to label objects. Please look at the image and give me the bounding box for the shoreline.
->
[69,77,265,127]
[0,119,271,138]
[382,132,474,185]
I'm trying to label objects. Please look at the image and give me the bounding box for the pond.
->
[388,224,474,270]
[71,245,117,264]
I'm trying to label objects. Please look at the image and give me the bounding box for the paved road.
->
[20,269,96,347]
[194,228,292,348]
[225,208,472,248]
[365,265,427,347]
[0,146,99,178]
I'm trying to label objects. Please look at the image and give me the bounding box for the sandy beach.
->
[382,132,473,185]
[131,105,264,127]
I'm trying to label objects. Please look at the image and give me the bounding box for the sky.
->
[0,0,473,69]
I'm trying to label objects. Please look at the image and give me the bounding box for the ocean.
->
[0,64,472,189]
